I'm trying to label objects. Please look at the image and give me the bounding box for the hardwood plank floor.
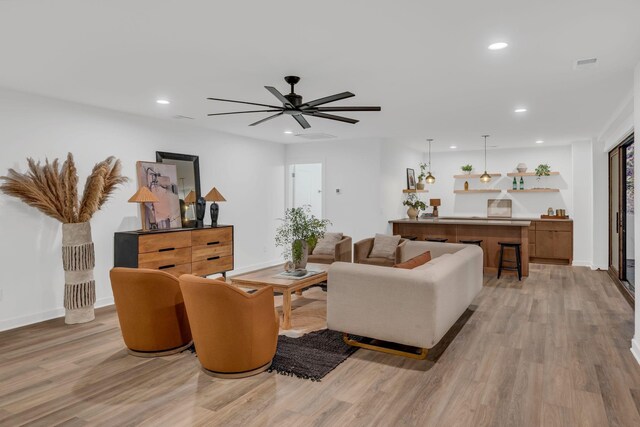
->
[1,264,639,426]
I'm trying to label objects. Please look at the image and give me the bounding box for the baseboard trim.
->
[572,260,592,267]
[631,338,640,366]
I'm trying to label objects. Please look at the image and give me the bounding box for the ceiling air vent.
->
[573,58,598,70]
[295,133,337,140]
[172,115,195,120]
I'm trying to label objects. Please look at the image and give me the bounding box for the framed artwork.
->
[136,161,183,230]
[406,168,416,190]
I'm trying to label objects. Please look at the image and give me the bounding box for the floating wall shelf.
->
[453,189,502,194]
[453,173,502,179]
[402,189,428,193]
[507,189,560,193]
[506,171,560,177]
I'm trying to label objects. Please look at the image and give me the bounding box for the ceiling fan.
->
[206,76,381,129]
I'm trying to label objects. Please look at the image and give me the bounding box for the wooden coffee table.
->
[230,263,329,330]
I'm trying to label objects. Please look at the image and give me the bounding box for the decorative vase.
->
[62,222,96,324]
[464,181,469,191]
[292,239,309,269]
[517,163,527,173]
[407,207,418,220]
[417,180,425,190]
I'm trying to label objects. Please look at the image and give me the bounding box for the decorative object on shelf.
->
[156,152,201,228]
[204,187,226,227]
[557,209,566,217]
[195,197,206,228]
[512,177,517,190]
[548,207,555,216]
[461,164,473,174]
[430,198,441,217]
[406,168,416,190]
[516,163,527,173]
[535,163,551,180]
[464,180,469,191]
[402,193,426,220]
[519,177,524,190]
[417,162,426,190]
[0,153,127,324]
[275,206,331,269]
[480,135,492,183]
[128,187,160,230]
[136,161,182,230]
[425,139,436,184]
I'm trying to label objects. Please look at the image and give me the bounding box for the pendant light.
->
[425,138,436,184]
[480,134,491,183]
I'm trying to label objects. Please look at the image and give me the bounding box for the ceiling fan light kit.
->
[207,76,381,129]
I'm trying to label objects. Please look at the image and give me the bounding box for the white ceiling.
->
[1,0,639,151]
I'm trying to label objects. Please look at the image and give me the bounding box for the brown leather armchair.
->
[109,267,192,357]
[354,237,407,267]
[179,275,279,378]
[308,235,353,264]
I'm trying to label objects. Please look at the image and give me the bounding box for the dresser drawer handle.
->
[207,256,221,261]
[158,247,175,252]
[158,264,176,270]
[207,241,221,246]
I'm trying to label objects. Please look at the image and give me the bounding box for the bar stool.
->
[459,239,482,246]
[497,242,522,281]
[426,237,448,243]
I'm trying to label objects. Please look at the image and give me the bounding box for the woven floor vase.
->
[62,222,96,324]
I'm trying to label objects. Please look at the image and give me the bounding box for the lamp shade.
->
[204,187,226,202]
[128,186,159,203]
[184,190,196,204]
[429,198,441,207]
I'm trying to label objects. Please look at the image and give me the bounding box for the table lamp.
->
[128,186,159,231]
[204,187,226,227]
[430,198,441,218]
[184,190,196,205]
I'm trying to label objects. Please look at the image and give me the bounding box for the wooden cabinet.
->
[114,225,234,278]
[529,220,572,265]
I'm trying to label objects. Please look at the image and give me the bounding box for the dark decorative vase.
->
[210,202,219,227]
[195,197,206,228]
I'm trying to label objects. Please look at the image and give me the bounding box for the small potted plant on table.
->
[403,193,426,220]
[275,206,331,269]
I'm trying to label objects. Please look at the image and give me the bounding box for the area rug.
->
[269,329,362,381]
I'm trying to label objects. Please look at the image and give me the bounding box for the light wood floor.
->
[1,264,640,426]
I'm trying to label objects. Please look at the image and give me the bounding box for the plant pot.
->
[407,207,419,220]
[61,222,96,324]
[517,163,527,173]
[292,239,309,269]
[417,181,425,190]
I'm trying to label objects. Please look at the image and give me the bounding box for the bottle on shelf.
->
[512,177,517,190]
[464,181,469,191]
[519,177,524,190]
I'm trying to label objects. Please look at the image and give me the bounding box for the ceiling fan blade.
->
[248,112,284,126]
[303,92,355,108]
[305,112,359,124]
[265,86,294,108]
[207,109,281,116]
[207,97,281,109]
[312,106,381,112]
[292,114,311,129]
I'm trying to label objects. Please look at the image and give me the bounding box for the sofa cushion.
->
[359,257,395,267]
[413,253,452,272]
[312,232,344,255]
[393,251,432,269]
[308,254,335,264]
[369,234,401,259]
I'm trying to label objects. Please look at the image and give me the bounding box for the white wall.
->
[0,88,285,331]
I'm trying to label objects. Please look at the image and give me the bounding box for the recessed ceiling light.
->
[488,42,508,50]
[536,140,544,144]
[156,99,170,105]
[514,108,527,113]
[449,145,457,149]
[284,131,293,134]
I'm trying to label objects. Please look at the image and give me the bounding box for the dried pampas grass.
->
[0,153,128,224]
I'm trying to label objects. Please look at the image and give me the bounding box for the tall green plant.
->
[275,206,331,262]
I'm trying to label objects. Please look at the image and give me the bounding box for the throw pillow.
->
[393,251,432,269]
[369,234,401,259]
[312,232,344,255]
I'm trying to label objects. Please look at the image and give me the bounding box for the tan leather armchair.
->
[308,235,353,264]
[354,237,407,267]
[109,268,192,357]
[179,275,279,378]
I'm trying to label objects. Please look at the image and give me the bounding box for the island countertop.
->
[389,217,532,227]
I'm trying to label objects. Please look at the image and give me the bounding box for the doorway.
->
[287,162,323,219]
[609,133,634,302]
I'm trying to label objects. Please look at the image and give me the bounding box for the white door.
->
[289,163,323,218]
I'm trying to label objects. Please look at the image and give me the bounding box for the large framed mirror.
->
[156,151,201,228]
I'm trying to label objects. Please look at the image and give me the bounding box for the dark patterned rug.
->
[269,329,362,381]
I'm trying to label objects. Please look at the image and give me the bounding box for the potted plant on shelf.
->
[417,162,427,190]
[461,164,473,175]
[403,193,427,220]
[275,205,331,269]
[0,153,127,324]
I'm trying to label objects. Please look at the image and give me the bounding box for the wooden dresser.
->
[114,225,234,278]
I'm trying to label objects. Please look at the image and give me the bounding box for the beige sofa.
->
[327,241,483,356]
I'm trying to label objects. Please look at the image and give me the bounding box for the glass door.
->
[623,141,634,293]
